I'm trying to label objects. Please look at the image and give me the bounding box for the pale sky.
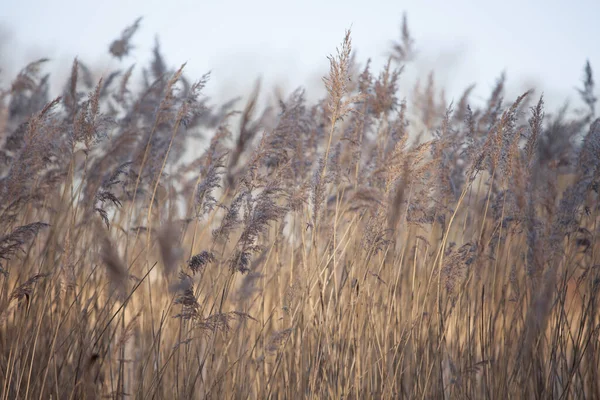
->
[1,0,599,110]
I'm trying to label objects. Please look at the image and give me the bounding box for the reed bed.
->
[0,16,599,399]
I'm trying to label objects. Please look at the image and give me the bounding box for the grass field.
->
[0,16,599,399]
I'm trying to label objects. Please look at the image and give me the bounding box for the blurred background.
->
[1,0,599,110]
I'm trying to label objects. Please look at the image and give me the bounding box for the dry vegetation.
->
[1,15,600,399]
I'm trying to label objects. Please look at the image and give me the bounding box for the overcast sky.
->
[1,0,599,110]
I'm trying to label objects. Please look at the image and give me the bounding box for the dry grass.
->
[0,15,599,399]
